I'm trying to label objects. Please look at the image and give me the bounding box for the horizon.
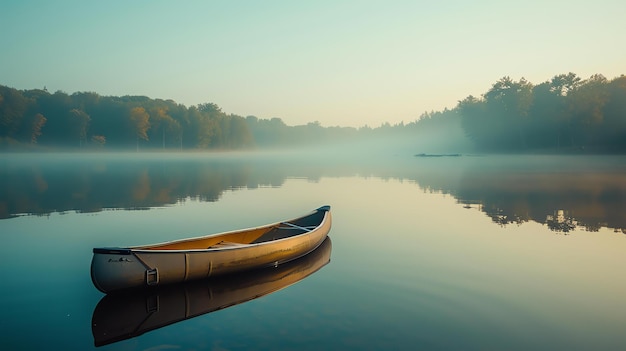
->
[2,0,625,128]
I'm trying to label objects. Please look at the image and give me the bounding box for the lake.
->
[1,152,625,350]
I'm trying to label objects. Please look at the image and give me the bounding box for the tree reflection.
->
[483,204,529,226]
[449,157,626,234]
[545,210,577,233]
[0,155,285,219]
[1,154,625,234]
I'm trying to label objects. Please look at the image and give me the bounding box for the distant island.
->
[414,153,462,157]
[1,72,625,153]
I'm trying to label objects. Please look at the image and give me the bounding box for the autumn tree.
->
[128,107,150,149]
[91,135,106,148]
[148,106,175,148]
[30,113,47,144]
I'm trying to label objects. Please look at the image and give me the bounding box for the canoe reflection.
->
[91,237,332,347]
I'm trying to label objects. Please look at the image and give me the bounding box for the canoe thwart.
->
[208,241,246,249]
[279,222,316,232]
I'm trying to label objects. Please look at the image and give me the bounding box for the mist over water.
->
[1,151,624,231]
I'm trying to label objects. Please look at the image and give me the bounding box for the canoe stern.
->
[91,249,149,293]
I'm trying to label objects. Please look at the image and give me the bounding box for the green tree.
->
[567,74,609,149]
[196,103,228,148]
[528,82,560,149]
[483,76,533,150]
[458,95,489,148]
[602,75,626,151]
[0,86,29,138]
[549,72,581,96]
[547,73,581,149]
[68,109,91,147]
[226,115,253,148]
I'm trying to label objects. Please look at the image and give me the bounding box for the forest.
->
[457,73,626,152]
[1,72,625,153]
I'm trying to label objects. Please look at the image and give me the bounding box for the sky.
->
[1,0,625,127]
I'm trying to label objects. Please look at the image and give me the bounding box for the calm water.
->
[1,152,625,350]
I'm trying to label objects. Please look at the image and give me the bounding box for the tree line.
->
[457,73,626,152]
[1,72,625,152]
[0,87,255,149]
[0,85,394,150]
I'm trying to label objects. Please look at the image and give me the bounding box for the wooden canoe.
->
[91,205,331,293]
[92,236,332,346]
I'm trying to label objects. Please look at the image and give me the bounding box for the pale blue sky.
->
[2,0,624,127]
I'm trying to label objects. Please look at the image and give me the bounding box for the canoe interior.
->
[138,208,327,251]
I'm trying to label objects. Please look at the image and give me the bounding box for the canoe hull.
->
[92,237,332,346]
[91,207,331,293]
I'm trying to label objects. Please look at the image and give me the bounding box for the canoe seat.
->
[208,241,245,249]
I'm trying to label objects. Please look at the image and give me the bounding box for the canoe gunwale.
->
[131,227,320,254]
[93,247,132,255]
[127,208,330,253]
[92,206,330,254]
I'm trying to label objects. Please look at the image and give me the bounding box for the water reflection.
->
[1,153,624,233]
[447,156,626,233]
[91,236,332,347]
[0,153,279,218]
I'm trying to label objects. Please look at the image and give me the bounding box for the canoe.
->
[91,205,332,293]
[92,236,332,346]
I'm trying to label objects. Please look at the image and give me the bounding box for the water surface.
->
[0,153,624,350]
